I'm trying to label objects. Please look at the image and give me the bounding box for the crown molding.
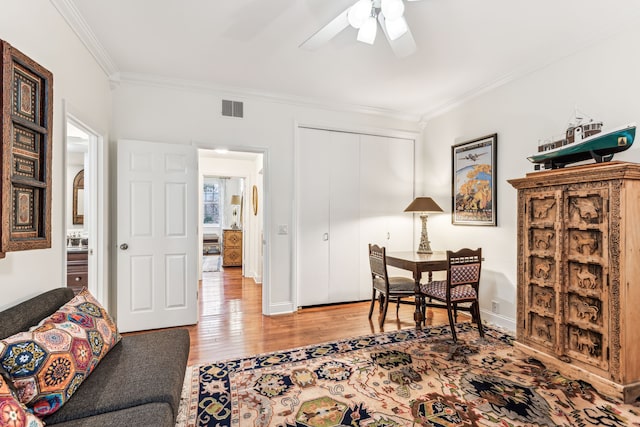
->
[112,72,422,123]
[50,0,118,77]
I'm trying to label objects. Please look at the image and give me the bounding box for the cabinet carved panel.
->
[509,162,640,403]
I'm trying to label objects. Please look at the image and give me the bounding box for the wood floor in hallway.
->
[184,266,456,366]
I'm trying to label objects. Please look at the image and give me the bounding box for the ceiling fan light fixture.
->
[357,15,378,44]
[385,16,408,40]
[381,0,405,21]
[348,0,372,29]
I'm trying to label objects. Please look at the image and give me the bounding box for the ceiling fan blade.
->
[299,7,351,50]
[378,14,417,58]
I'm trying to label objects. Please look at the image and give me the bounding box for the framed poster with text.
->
[452,133,497,226]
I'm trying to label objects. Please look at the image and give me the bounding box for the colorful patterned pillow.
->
[0,289,121,417]
[0,375,43,427]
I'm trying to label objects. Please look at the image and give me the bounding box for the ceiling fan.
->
[300,0,422,58]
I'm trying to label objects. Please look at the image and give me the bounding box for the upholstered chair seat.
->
[420,281,477,301]
[368,244,415,328]
[420,248,483,341]
[374,276,415,293]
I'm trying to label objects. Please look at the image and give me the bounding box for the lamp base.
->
[417,213,433,254]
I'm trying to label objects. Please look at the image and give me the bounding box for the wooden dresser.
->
[508,161,640,403]
[222,229,242,267]
[67,249,88,294]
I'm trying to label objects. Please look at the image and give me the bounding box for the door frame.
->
[194,143,270,315]
[293,121,420,309]
[62,101,108,306]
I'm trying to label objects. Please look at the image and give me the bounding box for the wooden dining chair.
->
[368,244,415,328]
[419,248,484,341]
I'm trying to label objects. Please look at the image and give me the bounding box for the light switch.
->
[278,225,288,235]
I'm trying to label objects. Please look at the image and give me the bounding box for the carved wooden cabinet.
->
[509,162,640,403]
[222,229,242,267]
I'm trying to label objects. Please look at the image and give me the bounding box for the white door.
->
[297,128,331,306]
[117,139,198,332]
[359,135,415,299]
[297,128,361,306]
[328,131,360,303]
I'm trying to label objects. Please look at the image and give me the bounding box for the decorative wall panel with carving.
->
[509,162,640,404]
[0,40,52,257]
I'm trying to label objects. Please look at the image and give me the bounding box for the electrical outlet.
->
[491,300,499,313]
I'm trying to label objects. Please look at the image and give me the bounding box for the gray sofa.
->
[0,287,190,427]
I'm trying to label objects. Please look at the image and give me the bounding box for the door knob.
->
[120,243,129,250]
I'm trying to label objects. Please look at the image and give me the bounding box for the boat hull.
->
[528,124,636,168]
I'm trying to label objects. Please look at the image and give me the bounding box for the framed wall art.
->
[451,133,497,226]
[0,39,53,257]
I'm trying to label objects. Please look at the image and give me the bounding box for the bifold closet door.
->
[297,128,360,306]
[359,135,415,299]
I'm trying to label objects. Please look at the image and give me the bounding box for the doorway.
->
[198,150,264,289]
[64,113,105,304]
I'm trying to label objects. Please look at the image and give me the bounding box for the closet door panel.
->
[385,137,415,253]
[297,128,331,306]
[328,132,361,303]
[359,135,391,297]
[359,135,415,299]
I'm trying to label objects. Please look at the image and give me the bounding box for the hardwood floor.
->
[184,266,457,366]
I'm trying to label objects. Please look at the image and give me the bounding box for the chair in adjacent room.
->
[368,244,416,328]
[420,248,484,342]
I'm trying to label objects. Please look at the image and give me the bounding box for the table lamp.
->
[404,197,443,254]
[230,195,242,229]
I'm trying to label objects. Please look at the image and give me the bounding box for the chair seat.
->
[420,280,477,301]
[373,276,415,293]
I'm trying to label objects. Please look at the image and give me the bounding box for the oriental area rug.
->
[175,324,640,426]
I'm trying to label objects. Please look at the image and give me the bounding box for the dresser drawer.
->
[68,270,87,284]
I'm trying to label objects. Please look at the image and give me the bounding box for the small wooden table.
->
[385,251,448,329]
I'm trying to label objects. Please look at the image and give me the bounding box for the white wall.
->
[111,80,420,314]
[421,24,640,331]
[0,1,112,311]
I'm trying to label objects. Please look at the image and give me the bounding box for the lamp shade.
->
[404,197,443,213]
[230,195,242,205]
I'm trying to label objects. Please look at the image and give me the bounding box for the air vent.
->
[222,100,244,118]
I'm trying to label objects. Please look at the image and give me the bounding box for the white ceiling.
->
[63,0,640,120]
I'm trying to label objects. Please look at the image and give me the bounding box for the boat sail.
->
[528,112,636,170]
